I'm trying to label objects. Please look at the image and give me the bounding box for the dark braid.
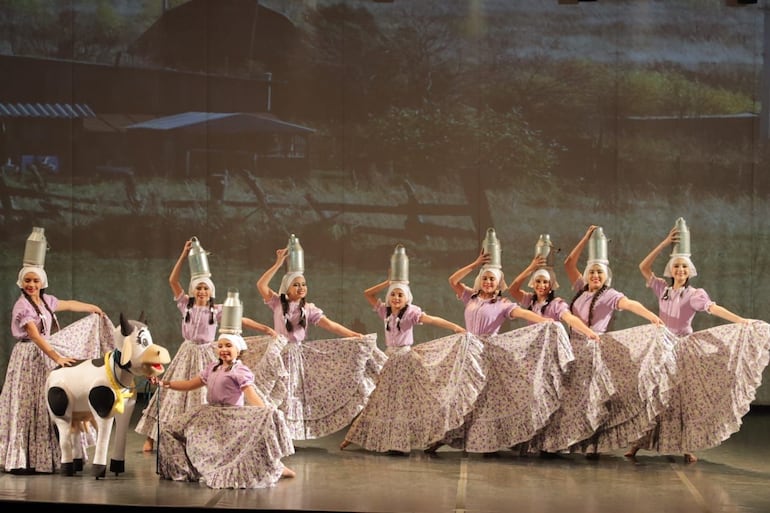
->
[385,305,409,332]
[471,289,502,303]
[184,296,216,324]
[184,297,195,323]
[570,284,608,328]
[22,289,60,335]
[528,290,555,314]
[587,285,607,328]
[662,277,690,301]
[280,294,307,332]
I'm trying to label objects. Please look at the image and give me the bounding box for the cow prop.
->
[46,313,171,478]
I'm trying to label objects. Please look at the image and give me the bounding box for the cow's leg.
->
[89,417,114,479]
[47,386,75,476]
[72,421,86,472]
[89,385,117,479]
[52,418,75,475]
[109,394,136,475]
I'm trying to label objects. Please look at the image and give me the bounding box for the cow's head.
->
[115,313,170,378]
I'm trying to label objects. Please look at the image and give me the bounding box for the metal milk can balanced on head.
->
[286,234,304,274]
[481,227,502,269]
[24,226,48,268]
[188,236,212,280]
[220,288,243,335]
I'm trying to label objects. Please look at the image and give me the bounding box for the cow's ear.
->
[120,335,133,366]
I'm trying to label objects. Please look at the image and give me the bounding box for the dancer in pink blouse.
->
[626,219,767,463]
[537,224,673,459]
[341,244,484,454]
[257,242,385,440]
[0,265,103,474]
[430,232,573,454]
[136,239,276,452]
[157,331,295,488]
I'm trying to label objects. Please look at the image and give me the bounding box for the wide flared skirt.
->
[0,313,111,473]
[240,335,289,407]
[274,333,386,440]
[158,404,295,489]
[576,324,678,453]
[642,321,770,454]
[343,333,486,453]
[442,322,575,453]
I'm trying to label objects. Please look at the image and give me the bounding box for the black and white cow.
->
[46,313,170,478]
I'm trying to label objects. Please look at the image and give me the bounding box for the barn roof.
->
[0,102,95,118]
[125,112,315,135]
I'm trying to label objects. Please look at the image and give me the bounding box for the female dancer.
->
[0,264,104,474]
[430,235,573,454]
[531,224,674,458]
[136,239,276,452]
[340,246,484,453]
[257,245,385,440]
[626,219,769,463]
[157,329,295,488]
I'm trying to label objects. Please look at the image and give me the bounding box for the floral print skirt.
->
[158,404,294,489]
[343,332,486,453]
[640,320,770,454]
[0,313,112,473]
[443,322,575,453]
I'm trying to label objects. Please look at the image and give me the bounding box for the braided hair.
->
[528,290,555,315]
[570,284,607,329]
[280,294,306,332]
[184,296,216,324]
[471,289,502,302]
[385,305,409,332]
[662,277,690,301]
[22,289,60,335]
[213,357,237,373]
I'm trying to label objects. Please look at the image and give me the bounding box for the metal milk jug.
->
[535,234,555,267]
[220,288,243,334]
[286,234,304,273]
[23,226,48,267]
[588,227,608,262]
[672,217,691,256]
[481,228,502,269]
[389,244,409,283]
[188,236,211,280]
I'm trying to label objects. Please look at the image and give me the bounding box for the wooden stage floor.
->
[2,402,770,513]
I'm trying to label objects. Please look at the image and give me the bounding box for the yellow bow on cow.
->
[104,351,135,415]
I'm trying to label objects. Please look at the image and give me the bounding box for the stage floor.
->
[2,403,770,513]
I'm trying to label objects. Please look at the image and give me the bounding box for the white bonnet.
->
[582,260,612,287]
[188,276,216,298]
[279,272,305,295]
[386,281,413,304]
[217,333,247,352]
[664,254,698,278]
[473,266,504,292]
[17,266,48,289]
[528,267,559,290]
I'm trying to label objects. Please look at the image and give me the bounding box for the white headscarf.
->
[386,281,413,304]
[188,276,216,298]
[217,333,247,351]
[473,266,504,292]
[663,254,698,278]
[582,260,612,287]
[528,267,559,291]
[17,266,48,289]
[279,272,305,295]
